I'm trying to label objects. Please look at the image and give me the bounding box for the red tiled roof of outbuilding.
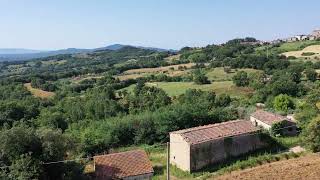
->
[170,120,259,145]
[94,150,154,179]
[251,110,287,125]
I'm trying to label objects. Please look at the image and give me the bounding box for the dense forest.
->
[1,39,320,179]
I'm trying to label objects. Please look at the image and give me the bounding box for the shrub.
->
[305,68,318,82]
[303,116,320,152]
[273,94,295,113]
[232,71,249,87]
[192,69,210,84]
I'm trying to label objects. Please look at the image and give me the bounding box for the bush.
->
[303,116,320,152]
[273,94,295,113]
[270,121,287,136]
[305,68,318,82]
[192,69,210,84]
[232,71,249,87]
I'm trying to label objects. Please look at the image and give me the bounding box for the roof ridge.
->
[170,119,246,134]
[93,149,145,158]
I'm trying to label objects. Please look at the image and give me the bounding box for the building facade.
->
[170,120,266,172]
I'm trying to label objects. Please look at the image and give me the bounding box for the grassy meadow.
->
[122,81,254,97]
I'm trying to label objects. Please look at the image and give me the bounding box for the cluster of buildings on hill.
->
[270,29,320,44]
[88,110,297,179]
[238,29,320,46]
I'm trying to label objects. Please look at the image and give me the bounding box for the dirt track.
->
[214,154,320,180]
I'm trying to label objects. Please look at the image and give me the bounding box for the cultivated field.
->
[123,81,253,97]
[24,83,55,99]
[214,153,320,180]
[282,45,320,59]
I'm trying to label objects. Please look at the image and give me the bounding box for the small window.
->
[173,156,175,159]
[288,127,293,131]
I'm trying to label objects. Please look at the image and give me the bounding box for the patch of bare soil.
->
[214,154,320,180]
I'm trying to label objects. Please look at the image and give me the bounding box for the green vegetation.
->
[277,40,320,52]
[273,94,295,113]
[232,71,249,87]
[192,69,210,84]
[206,68,260,81]
[123,81,252,97]
[303,116,320,152]
[305,68,318,82]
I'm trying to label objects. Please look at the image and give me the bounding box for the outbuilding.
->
[93,150,154,180]
[170,120,265,172]
[250,110,297,135]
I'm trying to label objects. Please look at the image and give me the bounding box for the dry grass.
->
[24,83,55,99]
[282,45,320,59]
[164,54,181,62]
[214,153,320,180]
[115,63,198,81]
[116,74,148,81]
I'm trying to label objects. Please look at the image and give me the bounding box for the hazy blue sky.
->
[1,0,320,50]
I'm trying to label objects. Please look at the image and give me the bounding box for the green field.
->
[256,40,320,54]
[206,68,261,81]
[123,81,253,97]
[278,40,320,52]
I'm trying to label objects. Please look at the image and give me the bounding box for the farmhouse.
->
[250,110,297,135]
[170,120,265,172]
[93,150,154,180]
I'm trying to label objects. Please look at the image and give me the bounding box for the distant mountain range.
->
[0,44,176,62]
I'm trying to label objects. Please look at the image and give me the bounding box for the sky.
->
[1,0,320,50]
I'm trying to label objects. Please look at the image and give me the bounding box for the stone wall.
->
[189,133,265,171]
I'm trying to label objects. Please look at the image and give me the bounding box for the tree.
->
[215,94,231,107]
[188,52,207,63]
[303,116,320,152]
[232,71,249,86]
[305,68,317,82]
[273,94,295,113]
[193,69,210,84]
[270,121,287,136]
[249,71,266,90]
[8,154,42,180]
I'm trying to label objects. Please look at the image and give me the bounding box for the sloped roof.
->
[94,150,154,179]
[251,110,287,126]
[170,120,259,145]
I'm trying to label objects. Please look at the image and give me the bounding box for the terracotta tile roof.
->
[251,110,287,125]
[93,150,154,179]
[170,120,259,145]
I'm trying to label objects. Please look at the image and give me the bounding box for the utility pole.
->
[167,142,170,180]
